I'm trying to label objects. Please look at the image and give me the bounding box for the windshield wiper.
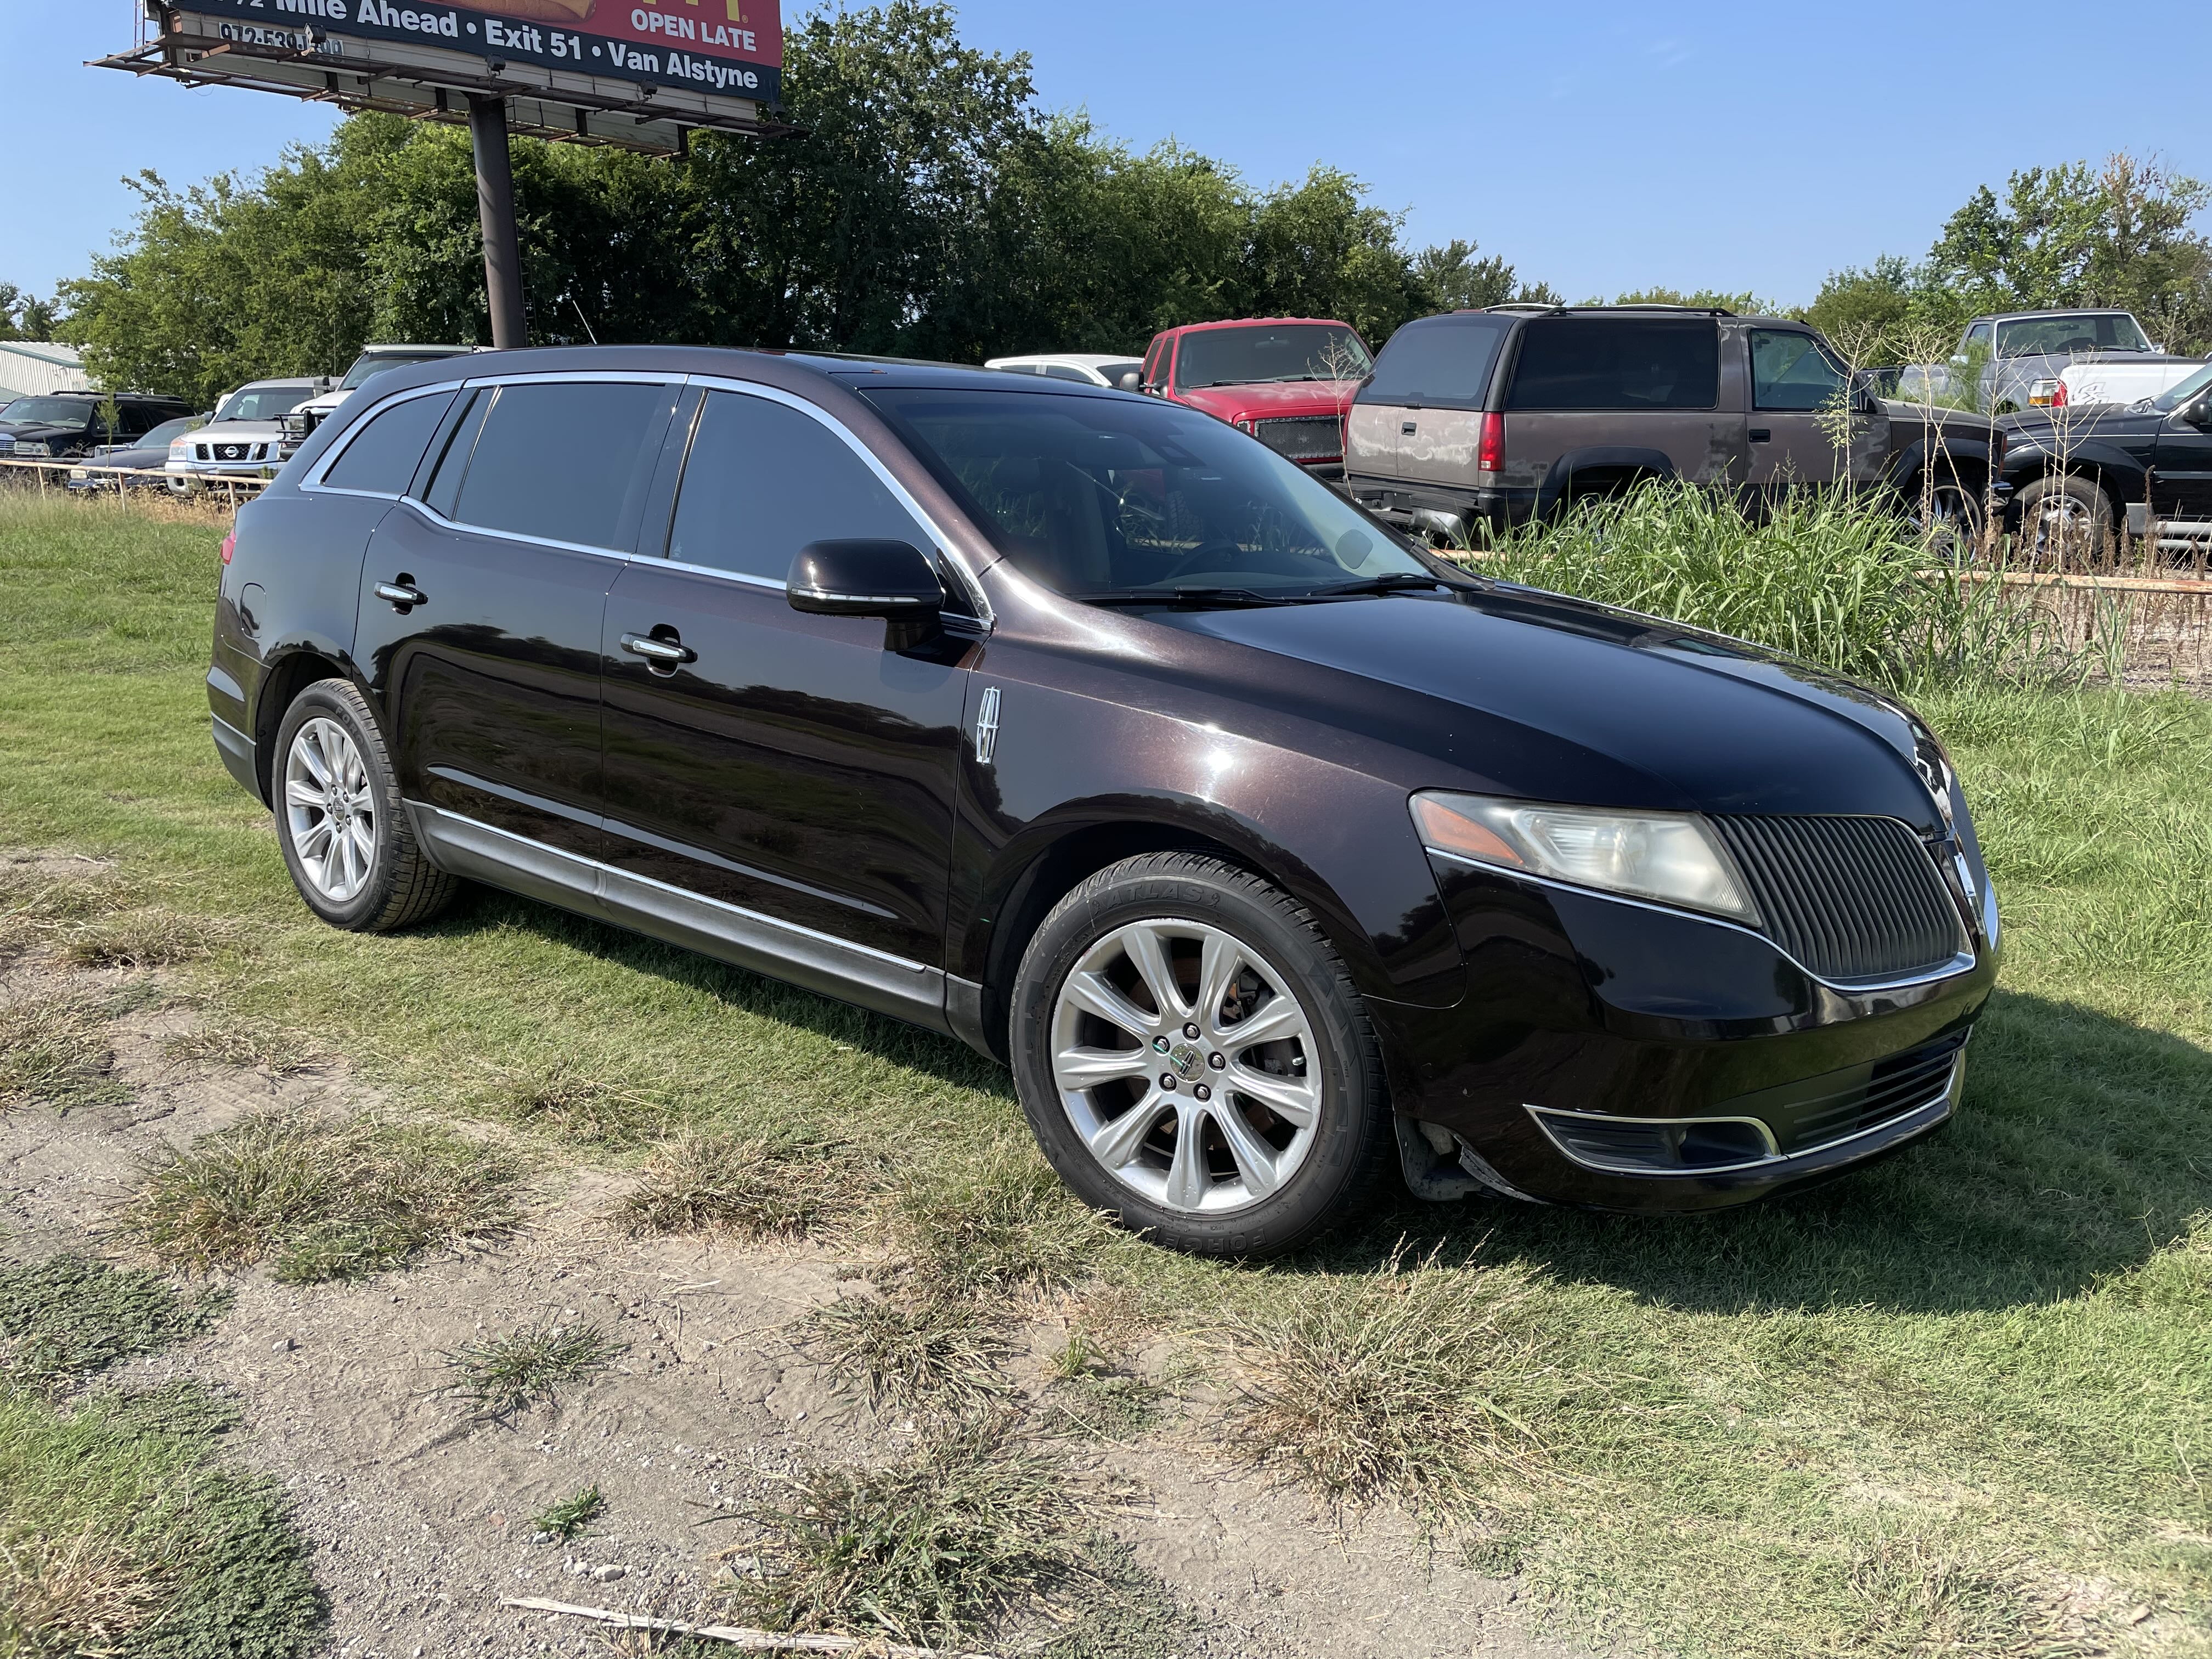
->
[1305,572,1473,598]
[1075,586,1298,608]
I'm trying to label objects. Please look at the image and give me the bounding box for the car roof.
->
[356,343,476,355]
[1159,317,1354,336]
[1974,309,2136,324]
[986,352,1142,369]
[229,377,324,390]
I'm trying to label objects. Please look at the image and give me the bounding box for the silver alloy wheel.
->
[1049,918,1322,1215]
[283,716,377,902]
[2031,493,2098,565]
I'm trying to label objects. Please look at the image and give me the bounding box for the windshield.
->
[1995,314,2151,357]
[2152,362,2212,413]
[1173,324,1371,391]
[215,386,312,423]
[340,351,461,390]
[0,397,96,428]
[145,417,205,448]
[859,387,1438,600]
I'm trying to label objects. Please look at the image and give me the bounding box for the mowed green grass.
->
[3,494,2208,1658]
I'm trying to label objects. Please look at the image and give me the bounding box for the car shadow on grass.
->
[1338,988,2212,1314]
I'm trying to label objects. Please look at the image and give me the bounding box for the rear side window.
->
[447,381,673,550]
[1361,314,1512,408]
[324,391,458,495]
[665,390,924,582]
[1505,320,1719,411]
[1750,331,1846,413]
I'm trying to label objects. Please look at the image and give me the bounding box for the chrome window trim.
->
[682,374,995,629]
[299,381,473,500]
[1526,1052,1962,1178]
[1427,850,1979,995]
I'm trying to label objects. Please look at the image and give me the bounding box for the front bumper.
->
[1377,859,1997,1212]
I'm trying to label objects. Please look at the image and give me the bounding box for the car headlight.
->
[1410,791,1759,922]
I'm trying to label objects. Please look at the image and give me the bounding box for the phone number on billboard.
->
[214,21,343,52]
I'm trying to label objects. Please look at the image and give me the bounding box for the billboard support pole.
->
[468,95,528,349]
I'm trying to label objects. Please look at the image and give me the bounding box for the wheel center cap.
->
[1167,1042,1205,1081]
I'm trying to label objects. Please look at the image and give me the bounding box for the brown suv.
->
[1346,306,1996,540]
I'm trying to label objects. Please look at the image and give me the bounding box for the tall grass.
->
[1478,485,2078,693]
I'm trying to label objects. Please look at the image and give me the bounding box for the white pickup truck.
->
[2031,354,2211,410]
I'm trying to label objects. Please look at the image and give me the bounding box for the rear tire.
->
[1009,853,1392,1257]
[272,678,459,933]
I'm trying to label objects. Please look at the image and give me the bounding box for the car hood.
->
[0,422,95,443]
[298,389,354,416]
[1177,381,1361,422]
[2001,405,2164,444]
[194,420,290,441]
[1144,585,1945,830]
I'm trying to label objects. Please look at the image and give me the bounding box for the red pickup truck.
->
[1140,318,1373,478]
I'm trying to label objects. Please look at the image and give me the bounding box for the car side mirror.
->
[788,539,945,650]
[2187,398,2212,428]
[1118,371,1142,391]
[1948,354,1969,366]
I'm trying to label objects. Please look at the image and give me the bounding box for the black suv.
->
[1346,306,1994,540]
[212,347,1997,1255]
[1,392,191,460]
[1995,359,2212,555]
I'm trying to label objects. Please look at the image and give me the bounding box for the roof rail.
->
[1567,303,1737,317]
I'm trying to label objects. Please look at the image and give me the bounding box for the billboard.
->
[105,2,789,155]
[177,0,781,104]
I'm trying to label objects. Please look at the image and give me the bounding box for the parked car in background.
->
[1900,309,2164,414]
[168,377,328,494]
[1141,318,1373,478]
[66,415,208,492]
[2030,353,2210,410]
[1996,360,2212,555]
[282,345,479,455]
[1346,306,1995,541]
[212,346,1996,1254]
[986,353,1146,389]
[0,392,190,460]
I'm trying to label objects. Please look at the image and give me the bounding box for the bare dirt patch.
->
[1,946,1593,1658]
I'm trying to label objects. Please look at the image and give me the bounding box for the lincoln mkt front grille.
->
[1253,416,1342,461]
[1708,815,1966,983]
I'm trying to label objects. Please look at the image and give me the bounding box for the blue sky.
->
[5,0,2209,309]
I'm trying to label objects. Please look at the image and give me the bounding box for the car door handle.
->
[1748,428,1773,443]
[621,632,697,668]
[374,581,426,609]
[1402,421,1418,435]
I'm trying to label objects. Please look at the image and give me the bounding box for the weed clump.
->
[442,1321,624,1421]
[886,1142,1115,1301]
[1037,1331,1164,1441]
[796,1294,1013,1418]
[0,1254,232,1388]
[730,1423,1097,1647]
[531,1483,606,1542]
[617,1131,863,1240]
[58,908,231,970]
[161,1022,332,1075]
[1228,1246,1572,1513]
[123,1112,521,1283]
[0,989,123,1111]
[488,1060,673,1149]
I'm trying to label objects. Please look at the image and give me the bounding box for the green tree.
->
[1410,239,1558,312]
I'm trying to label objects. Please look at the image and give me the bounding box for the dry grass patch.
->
[1227,1246,1583,1514]
[885,1141,1118,1302]
[0,988,123,1111]
[795,1293,1014,1418]
[0,1522,167,1658]
[1036,1330,1164,1441]
[616,1131,866,1240]
[122,1112,522,1283]
[729,1422,1101,1648]
[485,1059,674,1149]
[56,907,234,970]
[160,1021,333,1075]
[0,856,133,961]
[441,1320,625,1422]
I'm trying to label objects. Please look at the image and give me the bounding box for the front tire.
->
[272,678,459,932]
[1009,853,1392,1257]
[2017,473,2114,568]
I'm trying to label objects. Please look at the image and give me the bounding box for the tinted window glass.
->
[324,391,458,494]
[143,418,203,448]
[1042,364,1096,383]
[668,391,924,582]
[1963,323,1993,349]
[1995,314,2152,356]
[860,387,1431,599]
[216,386,313,423]
[450,381,670,550]
[1505,319,1718,410]
[1174,324,1370,391]
[1750,330,1847,412]
[1361,314,1511,408]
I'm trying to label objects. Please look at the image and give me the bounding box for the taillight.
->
[1477,411,1505,475]
[220,531,236,566]
[2051,380,2068,407]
